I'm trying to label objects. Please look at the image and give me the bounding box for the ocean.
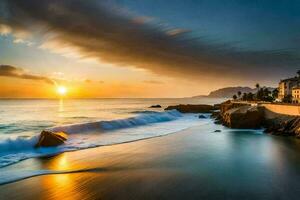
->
[1,97,300,197]
[0,97,224,168]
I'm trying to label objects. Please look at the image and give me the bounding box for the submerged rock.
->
[149,105,162,108]
[198,115,206,119]
[165,104,214,113]
[214,130,221,132]
[35,130,67,148]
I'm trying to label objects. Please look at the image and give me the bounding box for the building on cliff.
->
[292,86,300,103]
[278,77,300,101]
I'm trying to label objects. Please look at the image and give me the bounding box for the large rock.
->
[165,104,214,113]
[222,105,264,128]
[35,130,67,148]
[220,100,249,115]
[264,116,300,138]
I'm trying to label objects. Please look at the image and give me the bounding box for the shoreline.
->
[1,121,300,200]
[0,124,211,185]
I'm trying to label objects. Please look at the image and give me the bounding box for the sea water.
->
[0,98,224,168]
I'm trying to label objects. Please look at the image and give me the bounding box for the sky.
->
[0,0,300,98]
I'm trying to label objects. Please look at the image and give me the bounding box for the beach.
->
[1,121,300,200]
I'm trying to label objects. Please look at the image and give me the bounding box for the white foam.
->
[0,110,206,168]
[49,110,182,133]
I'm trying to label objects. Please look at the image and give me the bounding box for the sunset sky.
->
[1,0,300,98]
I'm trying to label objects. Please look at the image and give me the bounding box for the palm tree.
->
[232,95,237,100]
[237,91,242,99]
[272,88,279,99]
[255,83,260,90]
[255,83,260,101]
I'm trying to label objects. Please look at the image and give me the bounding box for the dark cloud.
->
[1,0,300,82]
[0,65,54,84]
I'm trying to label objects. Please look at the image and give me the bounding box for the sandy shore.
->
[0,123,300,200]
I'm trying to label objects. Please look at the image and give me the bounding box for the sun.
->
[57,86,67,96]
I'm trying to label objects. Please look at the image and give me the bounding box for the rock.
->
[222,105,263,129]
[211,111,220,119]
[149,105,162,108]
[214,130,221,132]
[264,116,300,137]
[165,104,214,113]
[213,104,221,110]
[220,100,249,115]
[198,115,206,119]
[35,130,67,148]
[217,100,300,138]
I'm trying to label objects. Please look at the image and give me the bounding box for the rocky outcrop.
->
[211,100,253,125]
[222,105,264,128]
[220,100,250,115]
[165,104,215,113]
[164,100,300,138]
[264,117,300,138]
[149,105,162,108]
[213,100,300,138]
[35,130,67,148]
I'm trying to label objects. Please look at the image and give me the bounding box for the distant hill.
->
[208,87,255,98]
[192,86,276,98]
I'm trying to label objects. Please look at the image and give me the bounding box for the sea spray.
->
[49,110,182,133]
[0,110,204,168]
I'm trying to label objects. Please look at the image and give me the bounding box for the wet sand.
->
[1,124,300,200]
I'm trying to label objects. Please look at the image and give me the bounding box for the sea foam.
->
[0,110,204,168]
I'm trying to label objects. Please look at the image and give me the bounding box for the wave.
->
[0,110,207,169]
[0,136,38,152]
[0,110,182,152]
[49,110,182,133]
[130,110,160,114]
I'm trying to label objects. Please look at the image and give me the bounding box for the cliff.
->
[214,101,300,138]
[217,101,263,128]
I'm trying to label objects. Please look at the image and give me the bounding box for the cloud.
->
[0,65,55,84]
[0,0,300,83]
[0,24,11,35]
[143,80,164,84]
[165,29,190,36]
[131,16,154,25]
[13,38,33,46]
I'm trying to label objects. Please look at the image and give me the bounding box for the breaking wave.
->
[50,110,182,133]
[0,110,203,168]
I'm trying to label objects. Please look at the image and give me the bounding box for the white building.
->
[278,77,300,101]
[292,86,300,103]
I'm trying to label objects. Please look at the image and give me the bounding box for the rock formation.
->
[264,116,300,138]
[213,100,300,138]
[221,105,264,128]
[165,104,215,113]
[149,105,162,108]
[35,130,67,148]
